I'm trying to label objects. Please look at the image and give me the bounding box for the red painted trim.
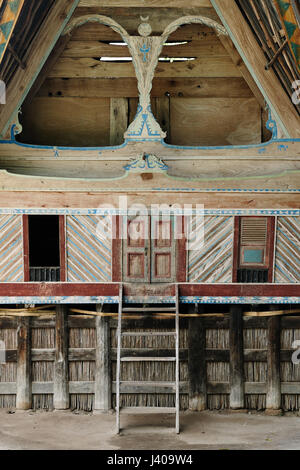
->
[59,215,66,282]
[232,216,276,282]
[22,215,29,282]
[176,216,187,282]
[179,284,300,297]
[267,217,276,283]
[232,216,240,282]
[0,283,299,298]
[112,215,121,282]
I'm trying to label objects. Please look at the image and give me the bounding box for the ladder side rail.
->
[175,284,180,434]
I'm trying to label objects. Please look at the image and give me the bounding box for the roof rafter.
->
[211,0,300,139]
[0,0,80,138]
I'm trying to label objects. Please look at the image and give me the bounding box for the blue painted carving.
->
[140,42,150,62]
[124,153,168,173]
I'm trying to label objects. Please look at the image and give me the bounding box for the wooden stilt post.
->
[16,317,32,409]
[94,304,111,411]
[188,305,207,411]
[266,306,281,410]
[54,305,69,410]
[229,305,244,409]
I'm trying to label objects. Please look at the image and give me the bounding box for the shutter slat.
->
[241,217,267,245]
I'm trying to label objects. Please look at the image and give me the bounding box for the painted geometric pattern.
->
[0,214,23,282]
[275,0,300,68]
[274,216,300,283]
[66,215,112,282]
[0,0,24,62]
[188,216,234,283]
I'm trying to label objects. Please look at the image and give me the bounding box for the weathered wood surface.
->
[266,313,281,409]
[188,314,206,410]
[229,306,244,409]
[54,306,69,409]
[94,305,111,410]
[0,0,80,137]
[169,97,261,146]
[49,57,240,79]
[38,77,252,98]
[78,1,213,6]
[16,317,31,409]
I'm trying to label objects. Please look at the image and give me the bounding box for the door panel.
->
[123,215,176,283]
[123,215,149,282]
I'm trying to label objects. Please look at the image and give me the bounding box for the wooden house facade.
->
[0,0,299,418]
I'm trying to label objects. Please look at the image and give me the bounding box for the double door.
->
[123,215,177,283]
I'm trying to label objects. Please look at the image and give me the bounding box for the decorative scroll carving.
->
[63,14,228,142]
[123,153,168,173]
[161,15,228,41]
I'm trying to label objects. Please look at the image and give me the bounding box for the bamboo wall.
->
[0,307,299,412]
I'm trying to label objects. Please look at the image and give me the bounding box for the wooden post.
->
[266,307,281,410]
[54,305,69,409]
[94,304,111,411]
[16,317,32,409]
[229,305,244,409]
[188,306,207,411]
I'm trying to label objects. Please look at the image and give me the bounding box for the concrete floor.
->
[0,409,299,450]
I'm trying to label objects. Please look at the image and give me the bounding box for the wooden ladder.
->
[116,284,180,434]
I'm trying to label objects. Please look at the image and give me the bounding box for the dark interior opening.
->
[28,215,60,267]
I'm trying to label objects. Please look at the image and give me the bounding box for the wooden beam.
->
[266,309,281,410]
[79,0,212,6]
[211,0,300,138]
[49,56,241,78]
[229,305,244,409]
[94,304,111,411]
[0,0,80,138]
[38,77,253,98]
[62,39,226,58]
[54,305,69,409]
[16,317,31,409]
[188,308,207,410]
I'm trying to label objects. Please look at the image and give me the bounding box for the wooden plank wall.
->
[66,215,112,282]
[18,20,263,147]
[0,310,300,412]
[188,216,234,283]
[0,215,24,282]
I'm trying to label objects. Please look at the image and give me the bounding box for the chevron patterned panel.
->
[188,216,234,283]
[66,215,112,282]
[0,215,23,282]
[274,216,300,283]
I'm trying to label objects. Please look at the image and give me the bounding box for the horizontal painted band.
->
[0,208,300,216]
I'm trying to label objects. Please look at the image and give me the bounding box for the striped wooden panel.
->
[274,216,300,283]
[66,215,112,282]
[188,216,234,283]
[0,215,23,282]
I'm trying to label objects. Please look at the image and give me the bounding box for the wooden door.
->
[123,215,175,283]
[151,216,175,282]
[123,215,150,282]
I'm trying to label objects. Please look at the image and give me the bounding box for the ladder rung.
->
[121,332,176,337]
[121,356,176,362]
[118,407,176,414]
[122,307,176,312]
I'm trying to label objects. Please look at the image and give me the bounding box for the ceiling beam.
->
[0,0,80,138]
[78,1,212,6]
[211,0,300,139]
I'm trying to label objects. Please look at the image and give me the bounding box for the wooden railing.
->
[29,267,60,282]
